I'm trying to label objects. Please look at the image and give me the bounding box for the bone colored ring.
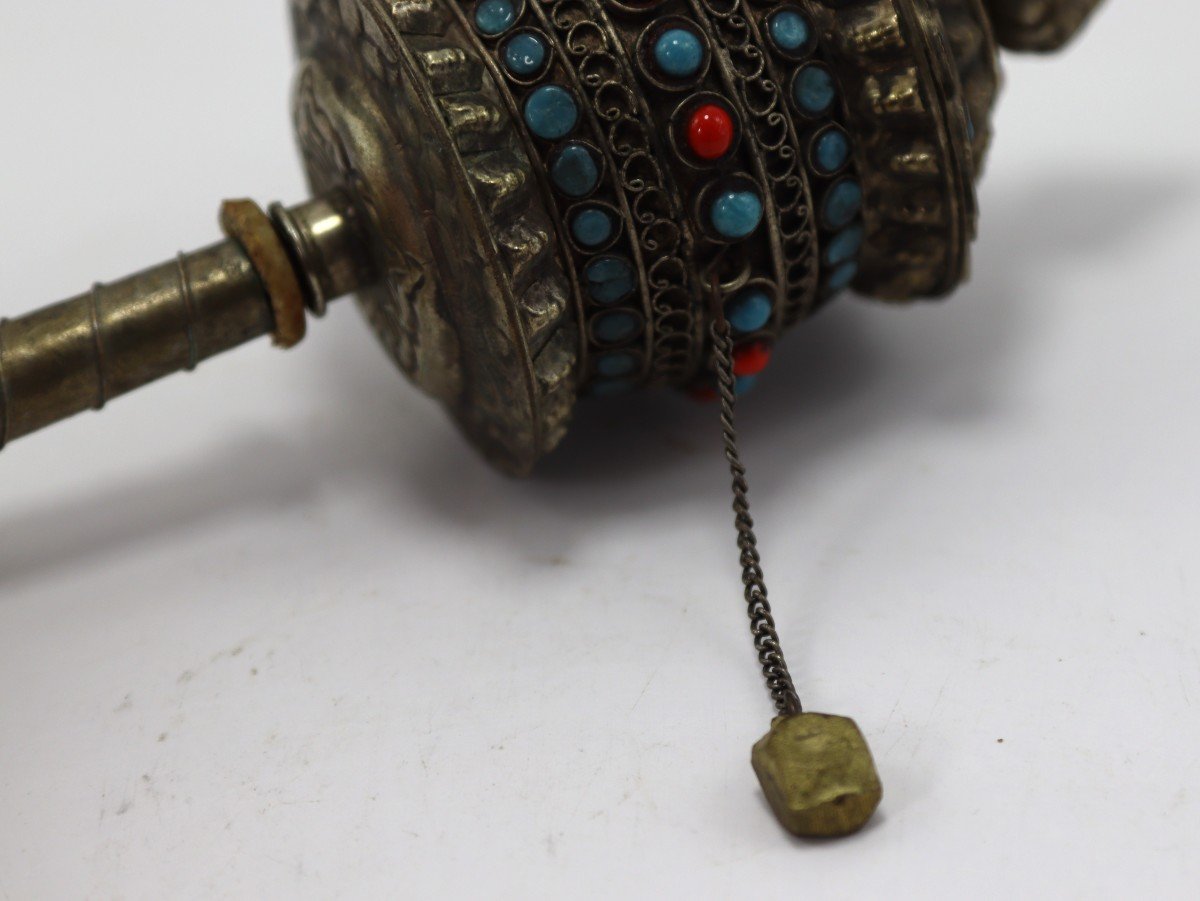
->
[220,199,307,349]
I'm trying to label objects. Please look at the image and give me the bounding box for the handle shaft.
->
[0,193,371,448]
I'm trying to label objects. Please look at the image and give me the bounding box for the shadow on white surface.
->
[402,166,1185,522]
[0,167,1185,589]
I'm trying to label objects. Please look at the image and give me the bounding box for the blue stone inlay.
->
[591,378,636,397]
[593,310,641,345]
[768,10,811,53]
[503,32,547,77]
[825,261,859,293]
[736,375,759,396]
[793,63,836,116]
[474,0,517,36]
[653,27,704,79]
[524,85,579,140]
[595,351,639,379]
[822,179,862,230]
[550,143,600,197]
[572,207,614,248]
[585,256,636,304]
[813,127,851,175]
[710,189,764,240]
[726,289,773,335]
[824,223,864,267]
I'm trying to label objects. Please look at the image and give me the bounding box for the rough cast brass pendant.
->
[0,0,1102,839]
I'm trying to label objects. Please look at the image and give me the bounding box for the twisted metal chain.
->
[711,315,803,717]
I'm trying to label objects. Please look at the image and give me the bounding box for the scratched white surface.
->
[1,3,1198,899]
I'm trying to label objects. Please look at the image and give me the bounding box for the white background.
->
[1,2,1197,898]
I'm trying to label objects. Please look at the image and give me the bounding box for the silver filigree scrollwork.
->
[548,0,701,385]
[689,0,820,330]
[679,0,792,341]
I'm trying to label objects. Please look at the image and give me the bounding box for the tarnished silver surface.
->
[937,0,1002,172]
[290,0,579,475]
[807,0,977,300]
[984,0,1103,52]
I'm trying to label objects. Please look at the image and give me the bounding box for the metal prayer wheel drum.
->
[288,0,1000,473]
[0,0,1101,474]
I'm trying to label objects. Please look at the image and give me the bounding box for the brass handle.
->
[0,192,373,449]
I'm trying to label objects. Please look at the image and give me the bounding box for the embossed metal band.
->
[937,0,1001,172]
[806,0,977,300]
[292,0,579,473]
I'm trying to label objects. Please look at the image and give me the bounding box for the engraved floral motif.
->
[290,0,578,473]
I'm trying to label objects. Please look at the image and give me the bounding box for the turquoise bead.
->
[822,179,862,230]
[503,32,546,77]
[824,223,864,267]
[793,64,836,116]
[474,0,516,36]
[593,310,641,345]
[768,10,811,54]
[524,85,578,140]
[586,256,636,304]
[710,189,764,240]
[654,28,704,79]
[825,260,859,293]
[813,127,850,175]
[726,289,773,335]
[551,143,600,197]
[572,207,614,248]
[595,351,639,379]
[591,378,636,397]
[736,375,759,396]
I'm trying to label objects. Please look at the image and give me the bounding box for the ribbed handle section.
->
[0,193,371,448]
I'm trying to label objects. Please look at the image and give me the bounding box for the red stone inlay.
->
[733,342,772,377]
[686,103,735,161]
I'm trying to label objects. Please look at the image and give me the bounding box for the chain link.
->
[711,316,803,717]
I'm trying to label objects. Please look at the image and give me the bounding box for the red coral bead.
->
[686,103,735,161]
[733,342,772,377]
